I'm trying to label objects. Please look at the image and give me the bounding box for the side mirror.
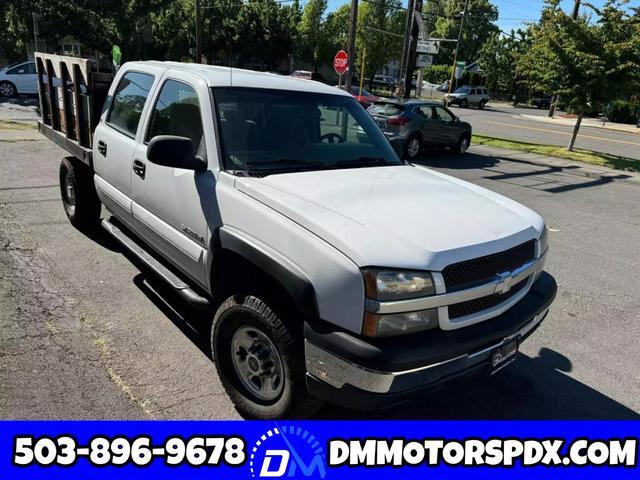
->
[147,135,206,172]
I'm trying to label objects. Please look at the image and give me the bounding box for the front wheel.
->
[211,294,322,419]
[0,81,16,97]
[460,99,468,108]
[456,135,470,155]
[59,157,101,230]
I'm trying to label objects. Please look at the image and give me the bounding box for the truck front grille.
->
[442,240,536,292]
[448,279,529,319]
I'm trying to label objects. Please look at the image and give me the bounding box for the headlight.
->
[538,226,548,257]
[363,310,438,337]
[362,269,435,301]
[361,269,438,337]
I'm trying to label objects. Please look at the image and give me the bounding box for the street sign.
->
[416,54,433,68]
[416,40,439,54]
[334,50,348,75]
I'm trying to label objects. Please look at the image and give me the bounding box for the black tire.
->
[478,101,486,110]
[404,133,422,160]
[59,157,101,230]
[0,81,17,97]
[460,99,468,108]
[456,134,470,155]
[211,294,323,419]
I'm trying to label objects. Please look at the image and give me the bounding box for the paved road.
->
[1,133,639,420]
[449,104,640,161]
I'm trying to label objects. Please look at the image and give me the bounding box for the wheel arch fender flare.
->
[214,227,319,319]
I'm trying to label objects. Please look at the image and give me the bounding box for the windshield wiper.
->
[245,158,320,168]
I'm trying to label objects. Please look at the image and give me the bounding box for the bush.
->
[423,64,451,85]
[605,100,640,125]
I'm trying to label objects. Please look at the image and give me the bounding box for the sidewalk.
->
[469,144,640,186]
[518,114,639,136]
[0,120,42,142]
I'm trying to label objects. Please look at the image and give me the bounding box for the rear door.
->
[415,104,443,145]
[93,68,159,226]
[130,71,216,287]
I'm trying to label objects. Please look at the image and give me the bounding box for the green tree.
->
[478,27,533,98]
[354,0,403,89]
[432,0,499,65]
[297,0,329,72]
[518,0,640,150]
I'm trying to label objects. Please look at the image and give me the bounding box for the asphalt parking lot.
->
[1,103,639,420]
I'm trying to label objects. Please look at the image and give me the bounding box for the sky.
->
[324,0,639,32]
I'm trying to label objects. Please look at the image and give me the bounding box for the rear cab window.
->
[107,71,155,138]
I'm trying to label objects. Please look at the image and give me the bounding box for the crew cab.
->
[35,53,556,419]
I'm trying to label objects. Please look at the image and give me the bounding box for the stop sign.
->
[334,50,348,75]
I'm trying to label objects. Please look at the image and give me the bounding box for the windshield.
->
[212,87,401,174]
[368,103,404,116]
[455,86,471,94]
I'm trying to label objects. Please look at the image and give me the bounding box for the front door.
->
[130,73,215,287]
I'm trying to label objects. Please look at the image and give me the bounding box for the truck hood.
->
[234,165,544,270]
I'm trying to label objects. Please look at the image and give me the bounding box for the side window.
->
[146,79,203,149]
[470,89,476,95]
[416,105,435,119]
[107,72,155,137]
[24,63,36,74]
[7,65,26,75]
[435,106,454,122]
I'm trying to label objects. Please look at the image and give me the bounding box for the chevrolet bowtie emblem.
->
[494,271,514,295]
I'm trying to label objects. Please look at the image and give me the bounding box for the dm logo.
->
[250,426,326,478]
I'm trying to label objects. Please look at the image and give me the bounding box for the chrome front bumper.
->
[304,271,557,406]
[305,308,549,395]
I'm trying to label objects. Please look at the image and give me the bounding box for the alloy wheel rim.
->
[231,326,284,402]
[0,84,14,96]
[408,138,420,158]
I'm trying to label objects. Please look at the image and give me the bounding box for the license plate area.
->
[490,338,519,374]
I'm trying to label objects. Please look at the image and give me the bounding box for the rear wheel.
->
[211,294,322,419]
[0,81,16,97]
[478,101,486,110]
[59,157,101,230]
[405,134,422,160]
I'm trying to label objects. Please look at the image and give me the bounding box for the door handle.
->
[97,140,107,156]
[133,159,146,179]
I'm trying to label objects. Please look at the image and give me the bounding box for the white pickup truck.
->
[35,53,556,419]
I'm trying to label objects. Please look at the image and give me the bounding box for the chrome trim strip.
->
[305,308,549,394]
[366,256,542,315]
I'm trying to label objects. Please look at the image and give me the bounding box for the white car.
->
[39,55,557,419]
[0,60,38,96]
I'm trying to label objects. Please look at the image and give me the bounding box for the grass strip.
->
[472,134,640,173]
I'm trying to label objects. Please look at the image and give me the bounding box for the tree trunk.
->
[567,112,584,151]
[548,94,558,117]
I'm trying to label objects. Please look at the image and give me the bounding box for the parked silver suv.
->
[444,85,489,109]
[369,100,473,159]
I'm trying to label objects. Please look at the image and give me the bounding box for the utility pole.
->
[446,0,470,101]
[195,0,203,63]
[403,0,423,99]
[397,0,416,96]
[346,0,359,91]
[549,0,580,117]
